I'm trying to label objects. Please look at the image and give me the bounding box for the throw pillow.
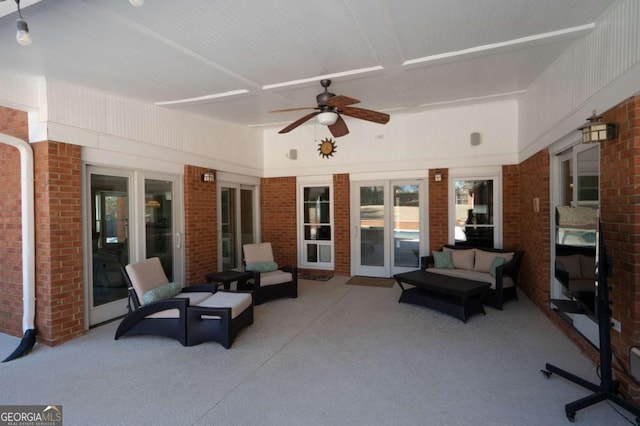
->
[489,257,506,277]
[246,261,279,273]
[432,251,454,269]
[443,248,475,270]
[142,281,183,305]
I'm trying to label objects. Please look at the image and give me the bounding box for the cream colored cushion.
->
[198,291,252,319]
[126,257,169,303]
[428,268,514,290]
[243,243,275,263]
[253,270,293,287]
[475,250,514,273]
[443,247,475,270]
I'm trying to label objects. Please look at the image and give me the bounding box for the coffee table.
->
[205,270,252,291]
[393,270,490,323]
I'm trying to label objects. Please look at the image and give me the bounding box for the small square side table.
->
[205,270,252,291]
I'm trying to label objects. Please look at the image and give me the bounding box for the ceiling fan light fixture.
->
[317,111,338,126]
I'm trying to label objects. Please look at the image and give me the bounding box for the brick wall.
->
[333,174,350,275]
[33,141,84,346]
[260,177,297,267]
[428,168,448,253]
[0,107,29,337]
[516,150,551,308]
[183,165,217,284]
[599,96,640,403]
[502,164,521,250]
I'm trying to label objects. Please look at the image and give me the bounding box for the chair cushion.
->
[142,281,183,305]
[246,261,278,273]
[198,291,253,319]
[257,270,292,286]
[126,257,170,302]
[243,243,275,263]
[432,251,454,269]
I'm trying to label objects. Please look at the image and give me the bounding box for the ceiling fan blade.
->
[278,111,320,133]
[326,95,360,108]
[270,107,317,113]
[340,106,390,124]
[328,115,349,138]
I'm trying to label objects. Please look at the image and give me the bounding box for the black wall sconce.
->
[578,110,617,143]
[201,170,215,182]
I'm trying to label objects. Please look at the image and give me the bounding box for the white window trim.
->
[296,178,334,270]
[448,169,503,248]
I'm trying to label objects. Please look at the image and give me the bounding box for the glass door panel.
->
[89,172,130,325]
[393,184,420,270]
[219,185,257,270]
[221,187,237,270]
[353,180,424,277]
[145,179,174,280]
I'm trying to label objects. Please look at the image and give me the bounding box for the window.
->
[299,184,333,268]
[453,179,495,248]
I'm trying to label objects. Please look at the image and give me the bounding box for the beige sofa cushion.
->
[475,250,514,273]
[443,247,475,270]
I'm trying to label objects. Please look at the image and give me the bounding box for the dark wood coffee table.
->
[393,270,490,323]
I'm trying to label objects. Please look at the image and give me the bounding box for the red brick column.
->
[0,107,29,337]
[516,150,550,308]
[260,177,297,267]
[428,168,448,253]
[502,164,521,250]
[183,165,217,284]
[33,141,84,345]
[333,174,350,275]
[600,96,640,403]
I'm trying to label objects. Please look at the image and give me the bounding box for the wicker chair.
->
[240,243,297,305]
[114,257,253,348]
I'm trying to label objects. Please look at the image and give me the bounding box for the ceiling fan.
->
[270,79,390,137]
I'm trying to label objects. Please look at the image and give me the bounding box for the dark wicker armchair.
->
[115,257,253,348]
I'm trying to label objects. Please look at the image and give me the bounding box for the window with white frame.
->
[449,170,502,248]
[298,183,333,268]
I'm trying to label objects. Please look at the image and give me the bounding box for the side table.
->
[205,270,252,291]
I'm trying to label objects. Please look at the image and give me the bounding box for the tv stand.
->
[542,221,640,423]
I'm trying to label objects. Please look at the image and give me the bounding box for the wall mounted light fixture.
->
[201,170,215,182]
[578,110,617,143]
[434,170,442,182]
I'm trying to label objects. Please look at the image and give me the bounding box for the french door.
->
[218,183,258,270]
[351,180,425,277]
[86,166,183,326]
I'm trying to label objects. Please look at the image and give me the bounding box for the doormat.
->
[345,276,395,288]
[300,272,333,281]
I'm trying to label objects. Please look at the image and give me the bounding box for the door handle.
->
[176,232,182,249]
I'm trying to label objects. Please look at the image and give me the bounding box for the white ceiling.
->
[0,0,616,130]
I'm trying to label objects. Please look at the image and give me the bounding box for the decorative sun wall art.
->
[317,137,337,159]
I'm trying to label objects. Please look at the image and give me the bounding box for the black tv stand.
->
[542,221,640,423]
